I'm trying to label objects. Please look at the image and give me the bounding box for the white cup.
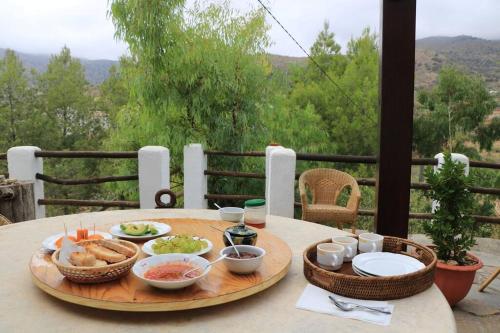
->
[358,233,384,253]
[332,236,358,262]
[317,243,345,271]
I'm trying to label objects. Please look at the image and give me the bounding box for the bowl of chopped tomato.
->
[132,254,210,290]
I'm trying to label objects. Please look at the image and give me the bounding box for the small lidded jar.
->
[244,199,266,229]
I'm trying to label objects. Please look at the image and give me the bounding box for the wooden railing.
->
[203,150,500,225]
[34,150,140,209]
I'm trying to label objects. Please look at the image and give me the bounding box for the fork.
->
[329,296,392,314]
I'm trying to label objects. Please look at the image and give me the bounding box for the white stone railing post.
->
[138,146,170,209]
[183,144,207,209]
[7,146,45,219]
[265,145,282,207]
[432,152,469,212]
[266,146,296,218]
[434,152,469,175]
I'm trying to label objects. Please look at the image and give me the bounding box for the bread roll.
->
[100,240,135,257]
[94,259,108,267]
[85,244,126,263]
[69,252,96,267]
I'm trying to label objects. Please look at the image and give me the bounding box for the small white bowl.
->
[219,207,244,222]
[220,245,265,274]
[132,254,210,290]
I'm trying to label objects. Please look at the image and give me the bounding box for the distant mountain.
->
[268,54,307,72]
[0,48,117,85]
[1,35,499,90]
[414,36,500,91]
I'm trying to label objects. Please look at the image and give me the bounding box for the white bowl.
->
[220,245,265,274]
[132,254,210,290]
[219,207,244,222]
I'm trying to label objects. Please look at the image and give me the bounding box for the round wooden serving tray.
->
[30,218,292,311]
[303,236,437,300]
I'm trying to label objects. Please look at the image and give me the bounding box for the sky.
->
[0,0,499,60]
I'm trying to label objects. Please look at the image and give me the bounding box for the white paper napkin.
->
[296,284,394,326]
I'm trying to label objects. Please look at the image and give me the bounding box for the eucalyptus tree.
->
[107,0,274,202]
[413,66,496,156]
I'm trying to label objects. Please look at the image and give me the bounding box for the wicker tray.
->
[303,236,437,300]
[52,239,140,283]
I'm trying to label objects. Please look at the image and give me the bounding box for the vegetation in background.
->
[413,66,498,157]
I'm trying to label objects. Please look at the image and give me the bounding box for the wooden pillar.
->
[375,0,416,237]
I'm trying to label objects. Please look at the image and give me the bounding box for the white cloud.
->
[0,0,498,60]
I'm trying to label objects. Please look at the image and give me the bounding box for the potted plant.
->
[423,152,483,306]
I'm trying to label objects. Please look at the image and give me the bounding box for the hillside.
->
[414,36,500,92]
[0,48,117,85]
[1,36,499,90]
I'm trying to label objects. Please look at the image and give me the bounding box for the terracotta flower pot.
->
[434,252,483,306]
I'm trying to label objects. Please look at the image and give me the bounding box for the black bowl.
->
[224,225,258,246]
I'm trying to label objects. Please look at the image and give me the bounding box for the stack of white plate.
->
[352,252,425,277]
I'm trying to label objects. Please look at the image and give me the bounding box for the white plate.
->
[42,231,112,251]
[109,221,171,240]
[352,252,425,277]
[352,264,376,277]
[132,254,211,290]
[142,236,213,257]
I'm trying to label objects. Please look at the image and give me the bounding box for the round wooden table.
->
[0,209,456,333]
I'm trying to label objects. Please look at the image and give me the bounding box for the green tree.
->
[0,50,29,147]
[308,21,346,79]
[106,0,274,204]
[97,62,129,126]
[36,46,107,215]
[413,66,496,156]
[37,46,101,149]
[289,27,379,156]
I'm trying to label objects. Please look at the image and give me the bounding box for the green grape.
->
[152,235,208,254]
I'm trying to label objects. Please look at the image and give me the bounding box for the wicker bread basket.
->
[304,236,437,300]
[52,239,140,283]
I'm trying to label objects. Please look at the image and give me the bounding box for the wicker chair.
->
[299,168,361,233]
[0,213,12,226]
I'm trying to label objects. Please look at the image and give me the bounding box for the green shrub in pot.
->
[423,152,483,306]
[424,152,477,264]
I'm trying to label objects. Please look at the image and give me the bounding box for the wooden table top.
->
[0,209,456,333]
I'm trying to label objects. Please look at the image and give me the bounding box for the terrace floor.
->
[410,235,500,333]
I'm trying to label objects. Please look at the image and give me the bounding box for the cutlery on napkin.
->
[296,284,394,326]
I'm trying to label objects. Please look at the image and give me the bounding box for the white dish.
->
[132,254,210,290]
[142,236,213,257]
[109,221,171,240]
[352,264,376,277]
[352,252,425,277]
[42,231,112,251]
[219,245,265,274]
[219,207,244,222]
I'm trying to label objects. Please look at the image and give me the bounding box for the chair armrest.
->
[299,179,309,210]
[347,191,361,212]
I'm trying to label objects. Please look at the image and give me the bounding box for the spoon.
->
[224,231,241,258]
[183,254,228,277]
[328,296,392,314]
[214,203,222,209]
